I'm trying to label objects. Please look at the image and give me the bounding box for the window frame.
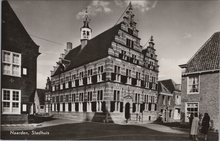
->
[2,50,21,77]
[185,102,199,122]
[187,75,200,94]
[2,89,21,114]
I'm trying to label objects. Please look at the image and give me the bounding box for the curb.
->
[1,123,41,127]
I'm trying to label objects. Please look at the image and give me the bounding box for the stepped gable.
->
[53,23,122,76]
[185,32,220,73]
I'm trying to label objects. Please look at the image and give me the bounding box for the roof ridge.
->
[186,32,220,64]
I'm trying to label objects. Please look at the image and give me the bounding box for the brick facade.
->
[47,3,159,123]
[181,72,219,130]
[180,32,220,131]
[1,1,40,123]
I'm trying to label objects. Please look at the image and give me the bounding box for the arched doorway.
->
[125,102,130,120]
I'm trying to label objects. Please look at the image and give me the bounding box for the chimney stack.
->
[67,42,72,51]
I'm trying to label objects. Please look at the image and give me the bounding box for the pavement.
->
[1,119,218,140]
[1,118,187,134]
[137,123,187,134]
[1,118,79,131]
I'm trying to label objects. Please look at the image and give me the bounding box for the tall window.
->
[97,66,103,82]
[114,66,121,82]
[187,76,199,94]
[145,75,149,88]
[126,69,132,84]
[72,94,76,102]
[87,69,93,84]
[114,90,120,111]
[120,50,127,60]
[97,90,103,101]
[2,89,21,114]
[186,102,199,121]
[113,90,120,101]
[79,71,84,86]
[126,38,134,48]
[2,51,21,77]
[79,93,84,102]
[136,72,141,86]
[88,91,93,101]
[71,74,76,87]
[135,93,140,103]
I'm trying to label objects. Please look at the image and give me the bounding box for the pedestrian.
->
[191,114,199,141]
[200,113,210,141]
[189,113,194,138]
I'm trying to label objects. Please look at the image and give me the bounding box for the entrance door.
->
[125,103,130,119]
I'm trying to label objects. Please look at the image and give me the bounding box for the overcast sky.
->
[8,0,220,89]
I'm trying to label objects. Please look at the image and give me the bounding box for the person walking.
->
[189,113,194,138]
[191,114,199,141]
[201,113,210,141]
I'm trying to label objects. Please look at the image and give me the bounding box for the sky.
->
[8,0,220,89]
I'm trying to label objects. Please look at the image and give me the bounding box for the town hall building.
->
[47,3,159,123]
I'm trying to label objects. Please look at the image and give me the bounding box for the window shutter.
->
[120,102,123,112]
[102,73,106,81]
[111,73,116,81]
[75,80,79,87]
[83,77,87,85]
[110,101,115,112]
[75,103,79,112]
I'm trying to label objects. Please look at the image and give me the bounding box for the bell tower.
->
[80,9,92,49]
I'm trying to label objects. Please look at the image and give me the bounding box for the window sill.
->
[3,74,21,78]
[187,92,199,95]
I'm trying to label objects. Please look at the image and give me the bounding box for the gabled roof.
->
[36,89,47,105]
[30,89,47,105]
[52,23,122,76]
[2,1,39,53]
[158,82,172,95]
[158,79,181,93]
[183,32,220,73]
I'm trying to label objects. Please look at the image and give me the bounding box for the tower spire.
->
[80,8,92,49]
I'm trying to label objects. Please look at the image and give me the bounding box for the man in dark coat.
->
[188,113,194,139]
[201,113,210,141]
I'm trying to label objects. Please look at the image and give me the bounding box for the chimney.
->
[67,42,72,51]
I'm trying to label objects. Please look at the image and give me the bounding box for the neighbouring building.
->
[30,89,47,115]
[157,79,181,122]
[48,3,159,123]
[179,32,220,130]
[1,1,40,123]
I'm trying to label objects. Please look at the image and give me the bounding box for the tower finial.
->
[129,1,132,10]
[82,8,90,28]
[149,36,155,47]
